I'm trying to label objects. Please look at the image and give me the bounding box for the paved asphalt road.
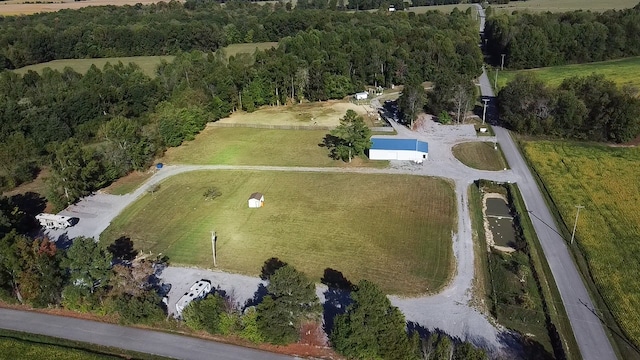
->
[0,308,294,360]
[475,6,616,357]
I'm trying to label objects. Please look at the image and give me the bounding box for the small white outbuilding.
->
[248,192,264,208]
[354,92,369,100]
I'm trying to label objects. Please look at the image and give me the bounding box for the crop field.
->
[496,56,640,91]
[13,42,277,77]
[523,141,640,347]
[101,170,456,295]
[0,0,184,16]
[161,127,387,168]
[452,141,508,171]
[488,0,638,13]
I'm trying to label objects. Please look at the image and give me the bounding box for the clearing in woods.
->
[523,141,640,349]
[101,170,456,295]
[452,142,509,171]
[13,43,277,77]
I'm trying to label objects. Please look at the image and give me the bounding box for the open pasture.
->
[160,126,387,168]
[489,0,638,13]
[0,0,185,16]
[101,170,456,295]
[13,42,277,77]
[497,56,640,91]
[523,141,640,347]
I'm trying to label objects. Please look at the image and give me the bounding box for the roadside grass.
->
[12,42,277,77]
[494,56,640,91]
[160,127,388,168]
[101,170,456,295]
[102,171,154,195]
[0,328,168,360]
[468,185,491,314]
[452,142,509,171]
[218,100,378,128]
[522,141,640,354]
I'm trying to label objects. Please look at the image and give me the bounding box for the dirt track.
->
[0,0,185,16]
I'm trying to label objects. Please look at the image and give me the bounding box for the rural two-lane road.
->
[475,4,616,359]
[0,308,294,360]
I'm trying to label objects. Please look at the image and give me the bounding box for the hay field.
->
[0,0,184,16]
[13,56,175,78]
[497,56,640,91]
[452,142,509,171]
[488,0,638,13]
[523,141,640,347]
[101,170,456,295]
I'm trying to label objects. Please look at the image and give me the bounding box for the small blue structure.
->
[369,138,429,163]
[156,163,164,169]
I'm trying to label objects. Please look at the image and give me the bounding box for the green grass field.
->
[488,0,638,13]
[13,42,277,77]
[452,142,508,171]
[496,56,640,91]
[101,170,455,295]
[161,127,387,168]
[0,328,165,360]
[523,141,640,349]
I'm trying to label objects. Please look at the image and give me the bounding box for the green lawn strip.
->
[468,185,492,312]
[101,170,455,296]
[452,142,509,171]
[13,56,175,78]
[520,140,640,359]
[161,127,387,168]
[498,56,640,90]
[508,183,580,360]
[0,328,167,360]
[13,42,278,77]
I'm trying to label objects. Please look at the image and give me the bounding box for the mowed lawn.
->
[452,142,509,171]
[498,56,640,90]
[161,127,387,168]
[523,141,640,346]
[101,171,456,295]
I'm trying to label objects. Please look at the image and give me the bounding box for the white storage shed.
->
[248,192,264,208]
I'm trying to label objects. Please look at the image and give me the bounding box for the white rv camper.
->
[35,213,73,230]
[175,280,212,316]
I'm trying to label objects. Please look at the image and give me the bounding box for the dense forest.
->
[0,3,482,208]
[484,5,640,69]
[498,73,640,142]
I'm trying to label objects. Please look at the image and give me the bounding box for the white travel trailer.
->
[175,280,212,316]
[35,213,73,230]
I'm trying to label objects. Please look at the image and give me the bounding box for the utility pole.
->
[501,54,506,70]
[570,205,584,245]
[211,231,217,267]
[482,98,489,125]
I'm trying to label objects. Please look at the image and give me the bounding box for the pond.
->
[486,197,511,217]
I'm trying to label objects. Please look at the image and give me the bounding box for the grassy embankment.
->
[452,142,509,171]
[101,171,456,296]
[493,56,640,92]
[13,42,277,77]
[523,141,640,359]
[0,328,168,360]
[470,180,580,359]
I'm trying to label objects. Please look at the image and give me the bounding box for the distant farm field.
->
[161,127,387,168]
[13,42,277,77]
[0,0,185,16]
[452,141,508,171]
[101,170,456,295]
[523,141,640,347]
[497,57,640,90]
[488,0,638,13]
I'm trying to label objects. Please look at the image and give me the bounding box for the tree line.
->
[0,5,482,207]
[484,4,640,69]
[498,73,640,142]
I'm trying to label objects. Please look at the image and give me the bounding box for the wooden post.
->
[211,231,217,267]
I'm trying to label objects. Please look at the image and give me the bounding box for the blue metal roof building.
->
[369,137,429,163]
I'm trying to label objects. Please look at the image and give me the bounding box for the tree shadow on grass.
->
[107,236,139,262]
[260,257,288,280]
[321,268,354,335]
[319,134,342,160]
